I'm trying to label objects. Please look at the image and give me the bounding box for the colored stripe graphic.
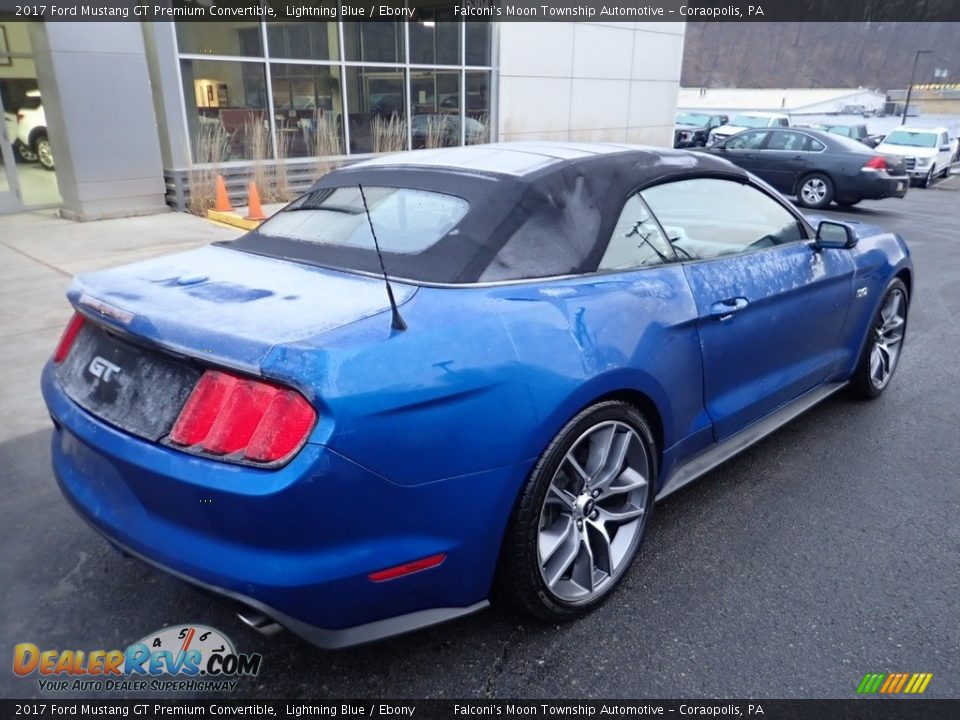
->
[857,672,932,694]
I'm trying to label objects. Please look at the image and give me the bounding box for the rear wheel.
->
[849,278,908,399]
[35,134,55,171]
[796,173,834,209]
[499,401,656,621]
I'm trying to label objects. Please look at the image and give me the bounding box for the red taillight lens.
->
[863,156,887,171]
[169,370,316,465]
[53,312,85,364]
[368,554,447,582]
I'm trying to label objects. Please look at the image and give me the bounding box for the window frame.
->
[635,174,816,267]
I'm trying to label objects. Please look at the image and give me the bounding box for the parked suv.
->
[16,90,54,170]
[708,112,789,146]
[811,123,883,148]
[874,126,957,187]
[673,112,728,148]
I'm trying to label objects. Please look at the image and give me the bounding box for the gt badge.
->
[88,356,121,383]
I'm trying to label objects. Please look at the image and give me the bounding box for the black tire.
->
[919,167,933,188]
[796,172,834,209]
[836,199,861,208]
[35,134,55,171]
[849,278,909,400]
[498,400,657,622]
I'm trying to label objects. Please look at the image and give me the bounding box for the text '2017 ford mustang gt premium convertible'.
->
[42,143,912,648]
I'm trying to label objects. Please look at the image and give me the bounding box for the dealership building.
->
[0,18,685,219]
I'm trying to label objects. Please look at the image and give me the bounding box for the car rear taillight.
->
[863,156,887,171]
[169,370,316,465]
[53,312,85,364]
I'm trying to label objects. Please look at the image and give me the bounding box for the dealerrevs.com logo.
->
[13,625,263,692]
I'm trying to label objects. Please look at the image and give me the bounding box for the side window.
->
[777,118,789,127]
[766,131,804,151]
[725,131,767,150]
[941,132,949,147]
[640,178,806,261]
[807,137,825,152]
[599,194,675,271]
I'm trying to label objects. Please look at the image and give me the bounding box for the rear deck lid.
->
[67,245,417,374]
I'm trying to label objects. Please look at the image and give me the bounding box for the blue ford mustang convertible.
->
[42,143,912,648]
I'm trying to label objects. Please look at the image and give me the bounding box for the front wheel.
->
[919,167,933,188]
[849,279,908,399]
[498,401,656,621]
[796,173,834,209]
[14,140,37,163]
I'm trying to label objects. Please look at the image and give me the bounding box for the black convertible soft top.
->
[221,143,749,285]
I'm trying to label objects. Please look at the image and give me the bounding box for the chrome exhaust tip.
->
[236,608,283,636]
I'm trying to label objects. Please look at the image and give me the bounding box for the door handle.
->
[793,155,804,160]
[709,297,749,321]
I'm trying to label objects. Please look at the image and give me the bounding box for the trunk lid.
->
[67,245,416,374]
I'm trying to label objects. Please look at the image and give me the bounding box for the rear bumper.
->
[838,173,908,202]
[41,362,524,647]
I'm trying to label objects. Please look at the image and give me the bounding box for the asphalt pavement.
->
[1,184,958,700]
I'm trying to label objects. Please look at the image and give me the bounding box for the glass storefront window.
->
[176,22,263,57]
[409,14,460,65]
[465,21,492,66]
[266,22,338,62]
[180,59,270,162]
[343,22,404,64]
[345,66,407,154]
[410,70,460,149]
[176,21,494,164]
[270,63,344,158]
[464,71,492,145]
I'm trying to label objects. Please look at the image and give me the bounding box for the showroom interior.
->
[0,14,684,219]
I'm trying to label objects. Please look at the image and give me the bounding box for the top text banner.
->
[1,0,959,22]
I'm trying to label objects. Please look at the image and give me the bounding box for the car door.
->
[753,130,818,192]
[641,177,856,441]
[718,130,769,174]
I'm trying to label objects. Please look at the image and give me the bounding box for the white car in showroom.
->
[16,90,54,170]
[874,126,957,188]
[707,112,790,146]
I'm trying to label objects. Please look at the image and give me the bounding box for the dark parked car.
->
[673,112,728,148]
[706,127,908,209]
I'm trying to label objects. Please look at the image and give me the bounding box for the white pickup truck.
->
[874,126,958,187]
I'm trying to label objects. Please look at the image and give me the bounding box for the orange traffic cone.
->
[214,175,232,212]
[244,181,267,222]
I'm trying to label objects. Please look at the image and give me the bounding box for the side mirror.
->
[816,220,856,250]
[940,145,951,152]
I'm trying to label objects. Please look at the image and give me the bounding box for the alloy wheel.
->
[869,288,906,390]
[537,421,650,603]
[801,178,827,205]
[37,139,54,170]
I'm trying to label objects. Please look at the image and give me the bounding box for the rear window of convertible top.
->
[256,186,470,255]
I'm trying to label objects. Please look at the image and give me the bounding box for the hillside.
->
[681,22,960,91]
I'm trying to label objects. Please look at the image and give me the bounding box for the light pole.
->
[901,49,931,125]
